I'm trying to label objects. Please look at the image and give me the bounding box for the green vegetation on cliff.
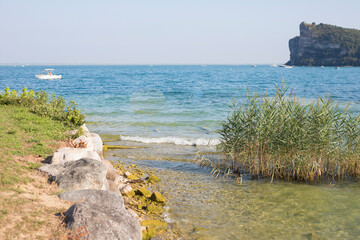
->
[287,22,360,66]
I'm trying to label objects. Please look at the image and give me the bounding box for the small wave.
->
[120,135,220,146]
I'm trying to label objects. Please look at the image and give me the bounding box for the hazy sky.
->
[1,0,360,65]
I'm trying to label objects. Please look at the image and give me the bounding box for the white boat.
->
[251,65,257,67]
[270,64,278,67]
[35,69,62,80]
[279,65,293,68]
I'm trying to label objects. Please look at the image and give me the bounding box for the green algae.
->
[102,139,119,142]
[150,192,165,204]
[141,219,168,240]
[147,175,160,184]
[146,203,164,214]
[99,134,120,140]
[126,173,139,180]
[135,187,152,198]
[141,219,168,229]
[123,189,135,198]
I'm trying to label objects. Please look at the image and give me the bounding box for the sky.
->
[1,0,360,65]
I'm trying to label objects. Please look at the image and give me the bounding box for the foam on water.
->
[120,135,221,146]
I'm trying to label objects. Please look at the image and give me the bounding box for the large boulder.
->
[53,158,109,191]
[51,147,101,164]
[59,189,124,209]
[61,190,141,240]
[39,163,66,177]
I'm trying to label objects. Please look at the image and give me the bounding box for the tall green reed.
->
[218,81,360,182]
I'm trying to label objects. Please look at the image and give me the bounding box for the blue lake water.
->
[1,65,360,146]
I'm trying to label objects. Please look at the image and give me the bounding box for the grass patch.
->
[0,104,71,189]
[216,81,360,182]
[0,89,81,239]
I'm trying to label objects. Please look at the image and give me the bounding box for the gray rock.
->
[51,147,101,164]
[62,190,141,240]
[38,163,65,177]
[107,179,120,194]
[120,185,133,195]
[59,189,124,209]
[114,175,128,186]
[55,158,109,191]
[102,159,117,181]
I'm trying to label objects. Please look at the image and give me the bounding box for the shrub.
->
[0,87,85,127]
[218,82,360,182]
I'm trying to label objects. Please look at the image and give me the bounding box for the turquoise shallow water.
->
[1,65,360,145]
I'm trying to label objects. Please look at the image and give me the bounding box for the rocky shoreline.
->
[38,124,171,240]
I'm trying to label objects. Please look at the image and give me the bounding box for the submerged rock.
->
[62,190,141,240]
[147,175,160,184]
[125,171,139,180]
[146,203,164,214]
[141,220,168,240]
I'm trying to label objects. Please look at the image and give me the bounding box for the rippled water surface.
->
[1,65,360,145]
[108,141,360,240]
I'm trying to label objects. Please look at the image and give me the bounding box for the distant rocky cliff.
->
[286,22,360,66]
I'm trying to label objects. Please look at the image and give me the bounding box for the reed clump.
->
[218,82,360,182]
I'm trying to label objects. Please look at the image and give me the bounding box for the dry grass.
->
[0,155,72,240]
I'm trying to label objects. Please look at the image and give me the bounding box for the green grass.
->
[0,105,70,188]
[216,82,360,182]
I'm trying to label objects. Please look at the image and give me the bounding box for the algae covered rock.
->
[121,185,135,197]
[125,171,139,180]
[147,175,160,184]
[141,220,168,240]
[146,203,164,214]
[135,187,152,198]
[150,192,165,204]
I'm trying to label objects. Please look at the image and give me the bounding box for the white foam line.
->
[120,135,220,146]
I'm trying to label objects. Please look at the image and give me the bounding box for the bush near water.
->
[0,87,85,127]
[218,82,360,182]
